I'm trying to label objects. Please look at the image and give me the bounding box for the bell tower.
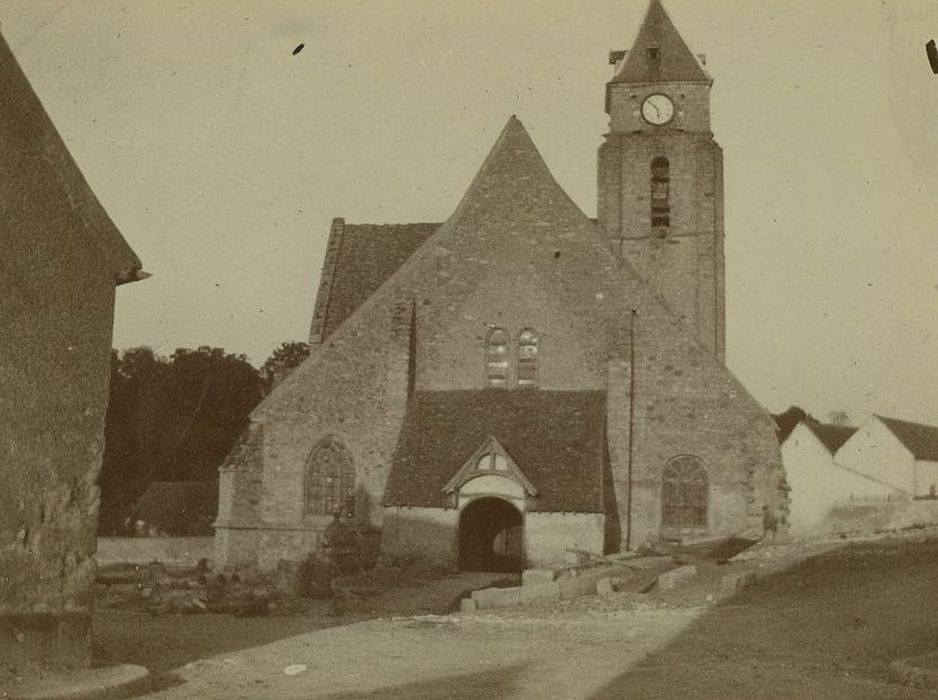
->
[598,0,725,361]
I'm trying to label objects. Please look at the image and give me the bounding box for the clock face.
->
[641,94,675,125]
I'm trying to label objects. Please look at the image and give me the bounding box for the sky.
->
[1,0,936,425]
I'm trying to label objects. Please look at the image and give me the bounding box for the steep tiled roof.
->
[315,221,439,340]
[803,419,856,454]
[877,416,938,462]
[384,390,606,512]
[610,0,710,85]
[0,31,143,285]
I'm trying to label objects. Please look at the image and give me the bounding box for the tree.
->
[98,345,263,534]
[259,341,310,393]
[828,410,850,426]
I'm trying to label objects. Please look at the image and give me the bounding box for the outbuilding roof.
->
[384,390,607,513]
[134,481,218,535]
[877,415,938,462]
[803,419,857,454]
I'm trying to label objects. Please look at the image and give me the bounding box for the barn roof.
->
[877,416,938,462]
[384,390,606,513]
[803,419,857,454]
[135,481,218,534]
[0,31,143,285]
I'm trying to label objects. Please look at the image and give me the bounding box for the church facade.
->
[214,0,788,571]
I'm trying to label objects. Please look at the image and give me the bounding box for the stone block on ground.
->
[520,582,560,606]
[720,570,758,595]
[471,586,522,610]
[459,598,477,613]
[657,564,698,591]
[521,569,555,587]
[274,559,307,596]
[596,577,614,595]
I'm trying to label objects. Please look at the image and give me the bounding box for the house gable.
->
[0,33,142,284]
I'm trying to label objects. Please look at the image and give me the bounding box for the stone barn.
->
[215,0,787,572]
[0,32,144,675]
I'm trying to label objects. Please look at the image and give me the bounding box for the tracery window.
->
[517,329,539,388]
[650,156,670,237]
[662,455,708,528]
[305,436,355,516]
[485,328,510,388]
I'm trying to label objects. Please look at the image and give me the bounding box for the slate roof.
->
[610,0,710,86]
[877,416,938,462]
[135,481,218,535]
[319,222,439,339]
[0,31,143,285]
[384,390,607,513]
[803,419,857,454]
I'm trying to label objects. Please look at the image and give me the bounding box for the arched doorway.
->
[458,497,523,572]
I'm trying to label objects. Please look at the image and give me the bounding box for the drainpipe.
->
[626,308,637,551]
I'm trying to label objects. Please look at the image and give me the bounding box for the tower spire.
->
[611,0,710,85]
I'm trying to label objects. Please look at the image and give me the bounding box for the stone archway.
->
[458,497,523,572]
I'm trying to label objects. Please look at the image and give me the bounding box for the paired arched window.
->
[305,436,355,516]
[484,327,539,389]
[484,328,510,388]
[517,329,539,388]
[650,156,670,237]
[662,455,708,528]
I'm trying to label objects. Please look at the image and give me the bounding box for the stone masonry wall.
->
[1,157,117,621]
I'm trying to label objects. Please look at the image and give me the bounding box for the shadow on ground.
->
[316,664,527,700]
[591,538,938,699]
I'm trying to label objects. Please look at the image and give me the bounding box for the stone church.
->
[215,0,788,571]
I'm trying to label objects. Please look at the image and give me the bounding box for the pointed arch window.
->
[517,329,539,388]
[650,156,670,237]
[305,436,355,516]
[662,455,708,528]
[485,328,510,388]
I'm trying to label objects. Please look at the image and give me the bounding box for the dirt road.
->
[138,537,938,698]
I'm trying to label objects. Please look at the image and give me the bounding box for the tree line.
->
[98,341,309,534]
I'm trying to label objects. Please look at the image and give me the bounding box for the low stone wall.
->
[96,537,214,568]
[816,499,938,537]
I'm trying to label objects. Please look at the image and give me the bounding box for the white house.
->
[836,415,938,498]
[781,419,894,535]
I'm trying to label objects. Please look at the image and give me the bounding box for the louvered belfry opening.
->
[650,156,671,237]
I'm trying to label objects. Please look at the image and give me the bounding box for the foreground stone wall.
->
[816,498,938,537]
[97,537,215,568]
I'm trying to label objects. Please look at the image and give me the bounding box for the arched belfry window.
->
[662,455,708,528]
[517,329,539,388]
[305,436,355,516]
[485,328,509,388]
[650,156,670,238]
